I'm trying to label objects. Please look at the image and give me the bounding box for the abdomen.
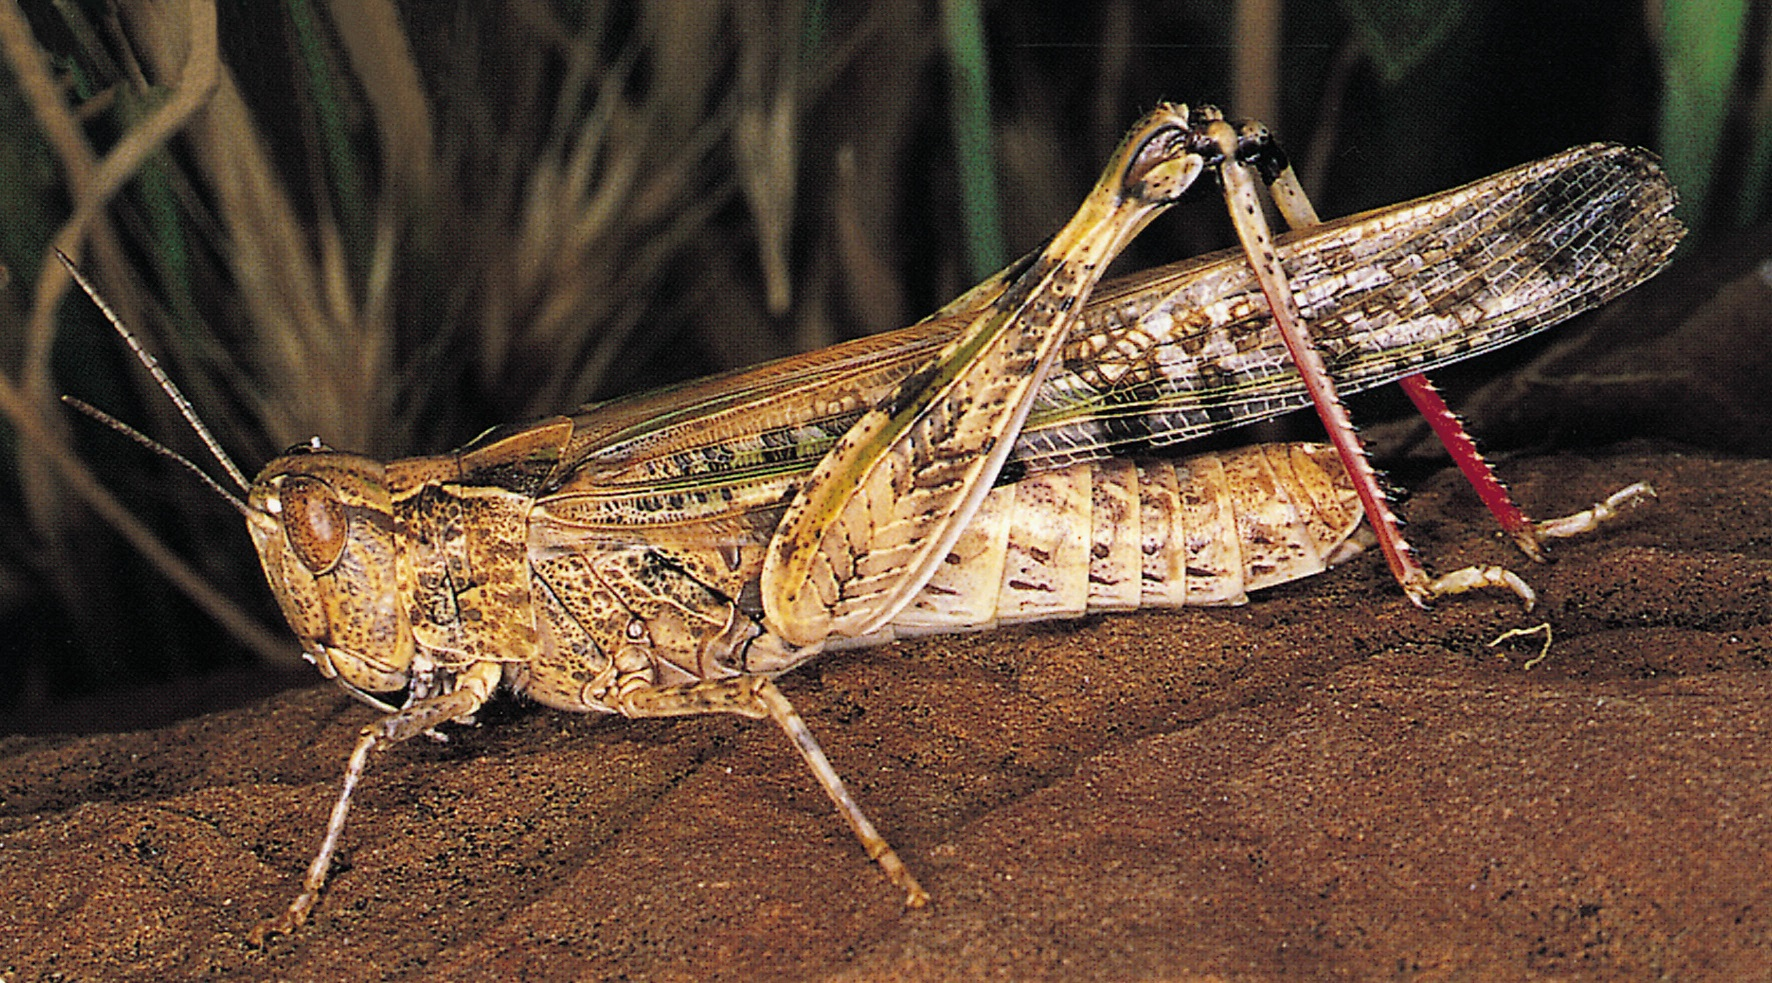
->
[860,442,1366,642]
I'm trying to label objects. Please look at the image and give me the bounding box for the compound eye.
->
[280,475,348,574]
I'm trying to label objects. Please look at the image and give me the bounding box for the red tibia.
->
[1252,136,1546,568]
[1398,373,1543,560]
[1208,124,1434,604]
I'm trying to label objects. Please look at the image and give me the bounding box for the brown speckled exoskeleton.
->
[63,104,1680,941]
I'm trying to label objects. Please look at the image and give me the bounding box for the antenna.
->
[55,250,254,494]
[60,395,254,517]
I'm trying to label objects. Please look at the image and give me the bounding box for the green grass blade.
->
[1657,0,1749,234]
[940,0,1005,281]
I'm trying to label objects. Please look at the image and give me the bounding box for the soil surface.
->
[2,445,1770,981]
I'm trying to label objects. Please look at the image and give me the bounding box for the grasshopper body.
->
[68,107,1680,938]
[253,437,1363,703]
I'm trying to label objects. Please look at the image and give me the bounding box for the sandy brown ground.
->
[1,444,1769,981]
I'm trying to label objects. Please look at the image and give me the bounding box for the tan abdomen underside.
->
[874,442,1364,640]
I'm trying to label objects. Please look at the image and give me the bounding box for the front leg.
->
[762,104,1214,645]
[249,659,503,944]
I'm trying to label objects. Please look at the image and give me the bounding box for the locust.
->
[60,104,1682,941]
